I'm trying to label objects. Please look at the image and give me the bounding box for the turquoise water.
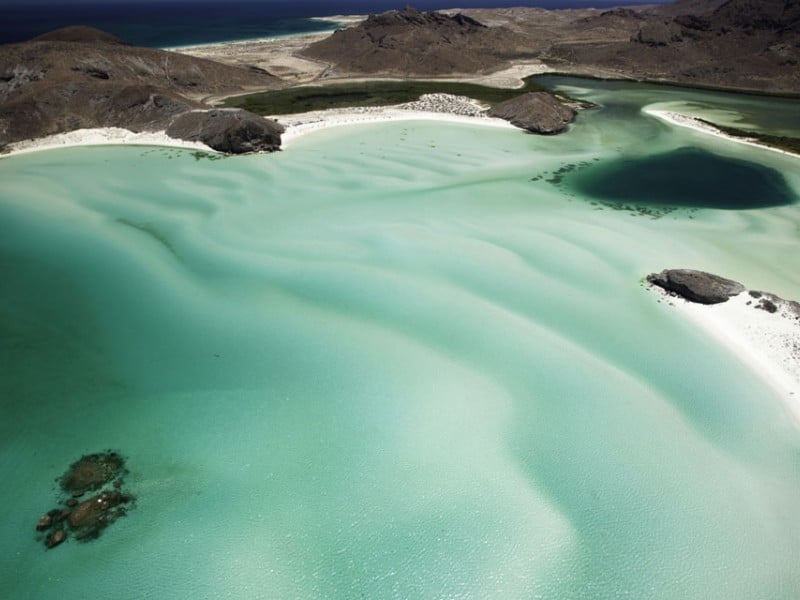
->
[1,81,799,598]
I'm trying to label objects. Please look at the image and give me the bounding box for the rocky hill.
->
[550,0,800,93]
[301,6,537,76]
[0,27,284,152]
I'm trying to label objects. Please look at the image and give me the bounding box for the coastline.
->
[644,109,800,158]
[1,128,216,159]
[277,101,516,148]
[0,105,514,159]
[161,15,364,51]
[652,288,800,426]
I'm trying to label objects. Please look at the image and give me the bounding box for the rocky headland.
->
[0,26,285,154]
[488,92,577,135]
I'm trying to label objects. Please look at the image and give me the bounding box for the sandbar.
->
[652,288,800,425]
[644,109,800,158]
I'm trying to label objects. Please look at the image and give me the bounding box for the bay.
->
[0,79,798,599]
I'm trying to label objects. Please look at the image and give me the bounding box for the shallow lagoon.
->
[1,79,799,598]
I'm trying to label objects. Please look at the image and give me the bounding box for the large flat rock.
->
[647,269,746,304]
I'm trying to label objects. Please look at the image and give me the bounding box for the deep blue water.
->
[1,1,668,47]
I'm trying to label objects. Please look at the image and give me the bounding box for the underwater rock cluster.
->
[35,451,134,549]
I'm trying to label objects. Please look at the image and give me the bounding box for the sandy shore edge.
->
[652,288,800,425]
[644,109,800,158]
[1,128,216,159]
[277,106,516,148]
[0,108,515,159]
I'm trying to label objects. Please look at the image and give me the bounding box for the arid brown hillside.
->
[545,0,800,93]
[301,6,537,76]
[301,3,799,95]
[0,26,283,149]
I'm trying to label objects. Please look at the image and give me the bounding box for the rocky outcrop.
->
[68,490,132,541]
[167,109,284,154]
[302,6,535,76]
[647,269,746,304]
[60,451,126,493]
[487,92,576,135]
[0,27,284,153]
[35,450,135,549]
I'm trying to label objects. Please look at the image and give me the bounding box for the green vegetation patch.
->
[221,77,546,115]
[697,119,800,155]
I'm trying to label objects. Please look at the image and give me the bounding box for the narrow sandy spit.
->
[644,109,800,158]
[654,289,800,425]
[1,128,216,159]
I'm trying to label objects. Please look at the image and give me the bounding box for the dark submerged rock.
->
[45,529,67,549]
[488,92,576,135]
[68,491,131,541]
[36,514,52,531]
[166,109,284,154]
[647,269,745,304]
[60,451,125,493]
[36,450,135,549]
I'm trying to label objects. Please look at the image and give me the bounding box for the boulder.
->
[166,109,284,154]
[488,92,576,135]
[36,514,52,531]
[647,269,745,304]
[68,491,131,540]
[45,529,67,549]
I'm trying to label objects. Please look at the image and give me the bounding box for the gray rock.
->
[647,269,745,304]
[166,109,284,154]
[487,92,576,135]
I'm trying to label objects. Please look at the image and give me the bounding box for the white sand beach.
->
[1,127,215,158]
[644,109,800,158]
[653,287,800,424]
[276,95,516,147]
[0,98,512,159]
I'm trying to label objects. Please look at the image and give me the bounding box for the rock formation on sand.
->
[647,269,746,304]
[302,6,536,76]
[35,450,134,549]
[167,109,283,154]
[0,26,285,153]
[488,92,577,135]
[647,268,800,319]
